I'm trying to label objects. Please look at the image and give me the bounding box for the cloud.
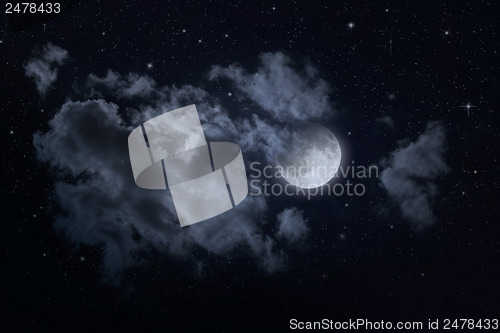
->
[379,121,449,230]
[188,196,287,273]
[33,98,290,283]
[34,100,184,283]
[208,52,335,121]
[25,43,68,96]
[87,70,157,98]
[376,115,395,129]
[206,113,292,162]
[33,51,337,283]
[276,207,308,244]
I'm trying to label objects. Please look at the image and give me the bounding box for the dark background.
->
[1,0,498,332]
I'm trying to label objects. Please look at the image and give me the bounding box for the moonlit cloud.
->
[380,121,449,230]
[276,207,309,244]
[31,45,451,284]
[208,52,336,121]
[32,50,339,284]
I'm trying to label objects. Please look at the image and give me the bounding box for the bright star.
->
[459,102,476,116]
[147,63,153,69]
[347,22,355,31]
[440,28,452,39]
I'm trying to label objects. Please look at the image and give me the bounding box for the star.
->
[198,39,202,43]
[146,63,153,69]
[459,102,476,116]
[347,22,355,31]
[440,28,452,39]
[339,233,347,240]
[228,92,232,96]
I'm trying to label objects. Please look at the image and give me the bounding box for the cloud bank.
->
[33,51,328,284]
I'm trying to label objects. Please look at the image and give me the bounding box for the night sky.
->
[1,0,499,332]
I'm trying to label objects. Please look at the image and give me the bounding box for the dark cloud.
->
[208,52,335,122]
[34,100,185,283]
[376,115,395,129]
[276,207,308,244]
[25,43,68,96]
[33,98,290,283]
[380,121,449,230]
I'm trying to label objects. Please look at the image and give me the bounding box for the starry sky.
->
[1,0,498,331]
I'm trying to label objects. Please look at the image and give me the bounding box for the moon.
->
[276,123,341,189]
